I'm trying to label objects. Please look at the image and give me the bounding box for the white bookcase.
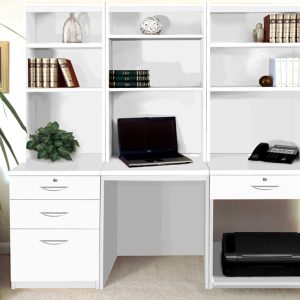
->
[207,3,300,289]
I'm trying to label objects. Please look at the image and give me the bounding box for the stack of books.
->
[28,58,79,88]
[109,70,150,88]
[264,13,300,43]
[269,57,300,87]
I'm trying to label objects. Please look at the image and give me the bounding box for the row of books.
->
[109,70,150,88]
[269,57,300,87]
[28,58,80,88]
[264,13,300,43]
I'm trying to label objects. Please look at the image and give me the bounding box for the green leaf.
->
[63,153,72,161]
[54,141,63,148]
[58,146,69,157]
[0,92,27,133]
[26,140,36,150]
[35,143,45,151]
[74,140,80,147]
[0,127,18,164]
[37,127,48,135]
[47,121,59,133]
[50,151,60,162]
[61,132,73,140]
[46,144,54,155]
[0,135,10,170]
[37,150,47,159]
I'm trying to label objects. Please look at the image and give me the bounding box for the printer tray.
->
[222,232,300,277]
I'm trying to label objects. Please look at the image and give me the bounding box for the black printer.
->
[222,232,300,276]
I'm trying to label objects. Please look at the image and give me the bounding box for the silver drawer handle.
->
[40,212,69,218]
[251,185,279,191]
[40,240,68,246]
[40,186,68,192]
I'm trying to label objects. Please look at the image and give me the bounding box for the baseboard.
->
[0,242,10,254]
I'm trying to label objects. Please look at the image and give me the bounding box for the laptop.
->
[117,117,193,167]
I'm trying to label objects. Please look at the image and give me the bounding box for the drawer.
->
[10,229,99,282]
[210,175,300,199]
[10,176,100,200]
[10,200,99,229]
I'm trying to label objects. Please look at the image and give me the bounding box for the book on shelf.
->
[109,81,150,88]
[109,70,149,76]
[283,13,290,43]
[57,58,80,88]
[297,13,300,42]
[28,58,36,88]
[290,13,297,43]
[269,57,300,87]
[35,58,43,88]
[275,13,283,43]
[109,75,150,82]
[42,58,50,88]
[264,14,276,43]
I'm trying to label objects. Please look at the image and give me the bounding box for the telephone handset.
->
[249,143,299,164]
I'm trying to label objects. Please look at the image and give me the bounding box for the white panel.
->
[27,92,102,154]
[111,40,202,87]
[27,12,102,43]
[117,181,205,255]
[211,94,291,153]
[109,11,202,35]
[112,91,203,154]
[211,48,294,87]
[11,229,99,281]
[27,49,102,88]
[291,98,300,147]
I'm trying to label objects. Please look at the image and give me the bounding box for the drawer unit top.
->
[10,176,100,200]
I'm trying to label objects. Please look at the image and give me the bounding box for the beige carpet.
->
[1,255,300,300]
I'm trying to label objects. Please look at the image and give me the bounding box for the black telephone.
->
[248,143,299,164]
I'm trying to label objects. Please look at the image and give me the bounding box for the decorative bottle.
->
[62,13,83,43]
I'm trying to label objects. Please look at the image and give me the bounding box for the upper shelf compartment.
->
[107,5,204,36]
[209,4,300,44]
[26,4,103,44]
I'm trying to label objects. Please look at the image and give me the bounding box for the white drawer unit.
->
[10,200,99,229]
[210,175,300,199]
[10,229,99,282]
[10,176,100,200]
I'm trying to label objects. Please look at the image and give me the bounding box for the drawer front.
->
[11,229,99,282]
[211,176,300,199]
[10,200,99,229]
[10,176,100,199]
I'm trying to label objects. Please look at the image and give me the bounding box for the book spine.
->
[42,58,50,88]
[28,58,36,88]
[109,81,150,88]
[264,14,276,42]
[49,58,58,88]
[286,57,293,87]
[283,13,290,43]
[35,58,43,88]
[297,14,300,42]
[57,58,80,88]
[109,75,150,82]
[275,14,283,43]
[269,58,281,87]
[290,13,297,43]
[281,57,287,87]
[109,70,150,76]
[293,57,299,87]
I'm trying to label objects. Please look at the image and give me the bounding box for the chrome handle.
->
[251,185,279,191]
[40,212,69,218]
[40,186,68,192]
[40,240,68,246]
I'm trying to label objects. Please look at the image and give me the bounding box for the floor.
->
[1,255,300,300]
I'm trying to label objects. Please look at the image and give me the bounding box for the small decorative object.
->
[26,121,80,161]
[140,17,163,35]
[253,23,264,42]
[62,13,83,43]
[259,75,273,87]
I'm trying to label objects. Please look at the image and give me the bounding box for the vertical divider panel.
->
[105,4,110,162]
[206,3,211,163]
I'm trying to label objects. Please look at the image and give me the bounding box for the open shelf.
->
[101,155,208,176]
[26,43,103,49]
[210,87,300,92]
[213,242,300,288]
[10,153,102,175]
[26,88,102,93]
[109,87,203,92]
[211,42,300,48]
[109,34,204,41]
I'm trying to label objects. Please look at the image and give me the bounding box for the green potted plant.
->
[26,121,79,161]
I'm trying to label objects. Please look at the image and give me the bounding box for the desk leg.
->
[100,179,118,289]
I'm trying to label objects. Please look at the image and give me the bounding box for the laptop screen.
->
[118,117,178,156]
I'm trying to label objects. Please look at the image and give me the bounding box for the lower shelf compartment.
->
[212,242,300,288]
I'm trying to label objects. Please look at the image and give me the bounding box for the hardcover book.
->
[289,13,297,43]
[109,70,150,76]
[42,58,50,88]
[109,81,150,88]
[28,58,36,88]
[109,75,150,82]
[293,57,299,87]
[57,58,80,88]
[283,13,290,43]
[297,13,300,42]
[269,58,282,87]
[35,58,43,88]
[264,14,276,43]
[275,13,283,43]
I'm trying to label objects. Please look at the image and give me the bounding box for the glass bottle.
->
[62,13,83,43]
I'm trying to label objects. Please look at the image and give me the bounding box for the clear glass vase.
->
[62,13,83,43]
